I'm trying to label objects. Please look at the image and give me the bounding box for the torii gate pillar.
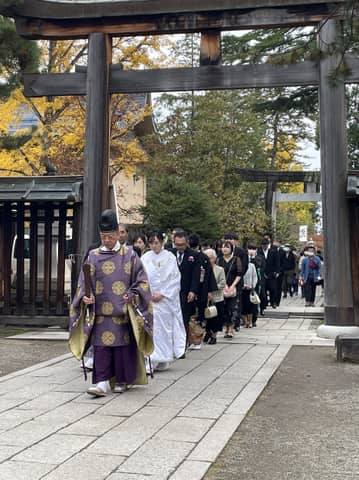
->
[318,19,359,337]
[79,33,111,260]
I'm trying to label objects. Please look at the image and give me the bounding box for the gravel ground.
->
[205,346,359,480]
[0,332,69,377]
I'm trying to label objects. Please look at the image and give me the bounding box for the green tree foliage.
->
[222,16,359,170]
[0,15,39,99]
[0,6,40,151]
[144,88,269,240]
[141,176,221,241]
[222,29,318,149]
[344,10,359,169]
[347,85,359,168]
[221,30,324,237]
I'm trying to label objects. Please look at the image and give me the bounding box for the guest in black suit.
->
[281,244,296,297]
[273,239,285,306]
[188,233,218,327]
[172,231,201,339]
[247,244,266,324]
[257,238,280,309]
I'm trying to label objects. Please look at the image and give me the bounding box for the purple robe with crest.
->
[69,245,153,361]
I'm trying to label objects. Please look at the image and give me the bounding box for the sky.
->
[299,140,320,170]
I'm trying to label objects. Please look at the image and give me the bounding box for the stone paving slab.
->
[0,460,56,480]
[107,474,166,480]
[7,329,68,341]
[60,411,125,436]
[116,438,195,477]
[17,391,81,414]
[155,417,215,443]
[0,408,39,432]
[169,460,212,480]
[35,402,99,429]
[2,382,64,401]
[178,396,231,420]
[0,420,59,447]
[12,433,95,464]
[88,406,180,456]
[95,391,156,416]
[0,445,23,463]
[188,414,245,463]
[43,452,126,480]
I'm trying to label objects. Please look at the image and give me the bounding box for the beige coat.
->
[212,264,226,303]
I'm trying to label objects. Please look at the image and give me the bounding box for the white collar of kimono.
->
[100,241,121,252]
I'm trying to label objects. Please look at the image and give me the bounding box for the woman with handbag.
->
[241,246,258,328]
[203,248,226,344]
[216,241,242,338]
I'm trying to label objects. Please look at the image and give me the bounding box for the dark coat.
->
[257,246,280,277]
[281,251,296,271]
[278,248,286,273]
[171,247,201,295]
[252,255,266,283]
[197,251,218,302]
[217,255,242,287]
[233,246,248,276]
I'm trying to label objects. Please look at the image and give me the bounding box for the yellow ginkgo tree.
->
[0,35,168,177]
[265,134,318,237]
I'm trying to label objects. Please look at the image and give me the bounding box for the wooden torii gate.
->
[236,169,321,217]
[2,0,359,336]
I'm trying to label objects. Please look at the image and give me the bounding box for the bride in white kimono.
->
[141,231,186,370]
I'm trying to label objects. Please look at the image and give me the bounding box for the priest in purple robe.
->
[69,209,153,397]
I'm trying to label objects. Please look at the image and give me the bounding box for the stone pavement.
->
[0,298,333,480]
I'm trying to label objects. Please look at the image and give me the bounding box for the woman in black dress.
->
[216,241,242,338]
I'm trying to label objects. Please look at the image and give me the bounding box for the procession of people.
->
[69,209,323,397]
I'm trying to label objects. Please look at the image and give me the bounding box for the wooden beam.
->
[23,62,318,98]
[23,58,359,99]
[108,60,359,92]
[235,168,321,183]
[24,72,86,97]
[14,5,335,40]
[5,1,343,19]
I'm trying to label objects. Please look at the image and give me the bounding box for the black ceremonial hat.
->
[99,209,119,232]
